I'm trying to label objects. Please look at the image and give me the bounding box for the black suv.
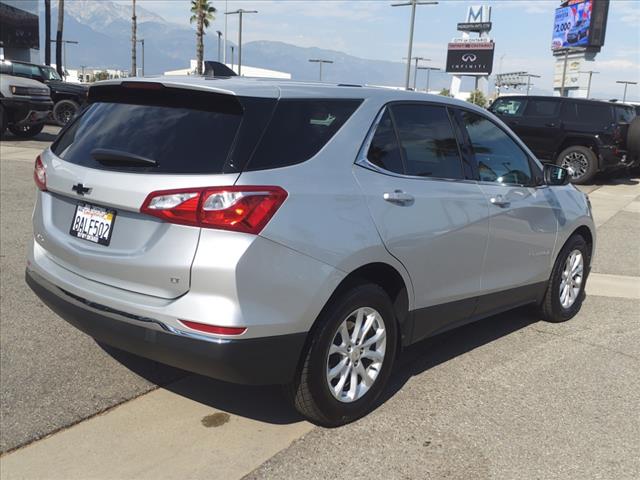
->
[489,96,637,184]
[0,60,88,126]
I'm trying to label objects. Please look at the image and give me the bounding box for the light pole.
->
[403,56,430,90]
[579,70,599,98]
[216,31,223,62]
[391,1,438,90]
[137,39,145,76]
[309,59,333,81]
[525,73,540,95]
[417,66,440,92]
[50,39,78,75]
[230,46,235,71]
[225,9,258,76]
[616,80,637,103]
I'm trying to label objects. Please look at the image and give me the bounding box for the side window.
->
[614,106,635,123]
[561,102,578,122]
[12,63,38,79]
[366,109,404,174]
[523,99,560,117]
[460,110,534,185]
[391,104,464,179]
[490,98,526,117]
[576,103,612,124]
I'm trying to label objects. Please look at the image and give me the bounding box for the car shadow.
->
[99,306,539,426]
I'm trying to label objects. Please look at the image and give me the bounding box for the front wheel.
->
[556,145,598,184]
[53,99,80,126]
[289,283,398,427]
[8,122,45,138]
[540,234,590,323]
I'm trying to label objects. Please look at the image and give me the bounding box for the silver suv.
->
[26,77,595,426]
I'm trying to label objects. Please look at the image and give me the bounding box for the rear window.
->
[246,99,362,171]
[614,106,636,123]
[52,95,243,174]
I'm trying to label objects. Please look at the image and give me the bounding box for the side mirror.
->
[544,163,570,186]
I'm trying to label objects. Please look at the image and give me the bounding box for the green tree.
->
[468,90,488,108]
[95,70,110,81]
[439,88,452,97]
[190,0,217,75]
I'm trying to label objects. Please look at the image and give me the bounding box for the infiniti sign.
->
[461,54,477,62]
[446,41,495,74]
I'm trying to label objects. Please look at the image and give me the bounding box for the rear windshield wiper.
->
[91,148,157,167]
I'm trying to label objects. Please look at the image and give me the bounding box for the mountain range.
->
[39,0,458,90]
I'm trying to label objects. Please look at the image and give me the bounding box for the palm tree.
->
[55,0,64,77]
[131,0,137,76]
[44,0,51,65]
[190,0,217,75]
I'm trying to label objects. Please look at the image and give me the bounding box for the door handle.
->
[490,195,510,208]
[383,190,414,205]
[545,122,557,127]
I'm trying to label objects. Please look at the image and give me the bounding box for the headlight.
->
[10,85,50,96]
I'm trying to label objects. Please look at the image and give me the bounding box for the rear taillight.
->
[178,320,246,336]
[34,155,47,191]
[140,186,287,234]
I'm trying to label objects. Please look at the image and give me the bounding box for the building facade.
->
[0,0,40,63]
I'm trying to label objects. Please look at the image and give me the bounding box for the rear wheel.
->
[8,122,44,138]
[540,234,589,323]
[557,145,598,184]
[289,283,398,427]
[53,99,80,126]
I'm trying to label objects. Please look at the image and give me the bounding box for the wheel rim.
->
[560,152,589,180]
[559,249,584,309]
[326,307,387,403]
[56,105,76,125]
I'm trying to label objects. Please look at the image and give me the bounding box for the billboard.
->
[551,0,608,52]
[446,41,494,75]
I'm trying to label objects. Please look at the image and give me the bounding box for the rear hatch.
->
[35,81,276,298]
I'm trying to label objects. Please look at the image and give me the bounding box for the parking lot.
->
[1,129,639,479]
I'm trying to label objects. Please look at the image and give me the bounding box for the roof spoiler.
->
[203,61,237,77]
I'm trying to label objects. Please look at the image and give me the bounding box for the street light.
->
[524,73,540,95]
[137,39,145,76]
[403,56,430,90]
[579,70,599,98]
[225,9,258,76]
[616,80,637,103]
[417,66,440,92]
[309,59,333,81]
[50,39,79,74]
[391,0,438,90]
[216,31,223,62]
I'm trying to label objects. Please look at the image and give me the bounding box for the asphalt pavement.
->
[1,128,639,479]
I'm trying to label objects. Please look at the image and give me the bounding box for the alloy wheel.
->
[325,307,386,403]
[559,249,584,309]
[561,152,589,180]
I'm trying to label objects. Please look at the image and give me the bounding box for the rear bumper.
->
[26,268,306,385]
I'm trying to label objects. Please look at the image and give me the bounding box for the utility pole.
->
[308,59,333,81]
[137,39,145,76]
[217,31,223,61]
[560,50,569,97]
[616,80,637,103]
[403,56,429,90]
[223,0,228,63]
[525,73,541,95]
[230,46,235,71]
[579,70,599,98]
[391,1,438,90]
[225,9,258,76]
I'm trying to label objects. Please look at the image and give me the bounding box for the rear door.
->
[454,108,558,312]
[353,103,489,340]
[35,82,275,298]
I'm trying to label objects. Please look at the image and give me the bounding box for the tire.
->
[556,145,598,185]
[627,117,640,160]
[0,104,6,137]
[8,122,45,138]
[289,283,398,427]
[540,234,590,323]
[53,99,80,126]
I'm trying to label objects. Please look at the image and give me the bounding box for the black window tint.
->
[366,109,404,174]
[523,99,560,117]
[12,62,40,78]
[248,99,362,170]
[490,98,526,117]
[576,103,612,123]
[561,102,578,121]
[51,102,242,173]
[391,104,463,179]
[461,111,533,185]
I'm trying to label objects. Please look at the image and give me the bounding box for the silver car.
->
[26,77,595,426]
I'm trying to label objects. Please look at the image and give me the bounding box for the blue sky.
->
[125,0,639,100]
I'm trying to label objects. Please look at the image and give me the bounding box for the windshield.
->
[42,66,62,81]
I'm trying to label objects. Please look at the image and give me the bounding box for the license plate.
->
[69,203,117,246]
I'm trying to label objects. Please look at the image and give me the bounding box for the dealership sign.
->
[457,5,492,33]
[446,41,495,75]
